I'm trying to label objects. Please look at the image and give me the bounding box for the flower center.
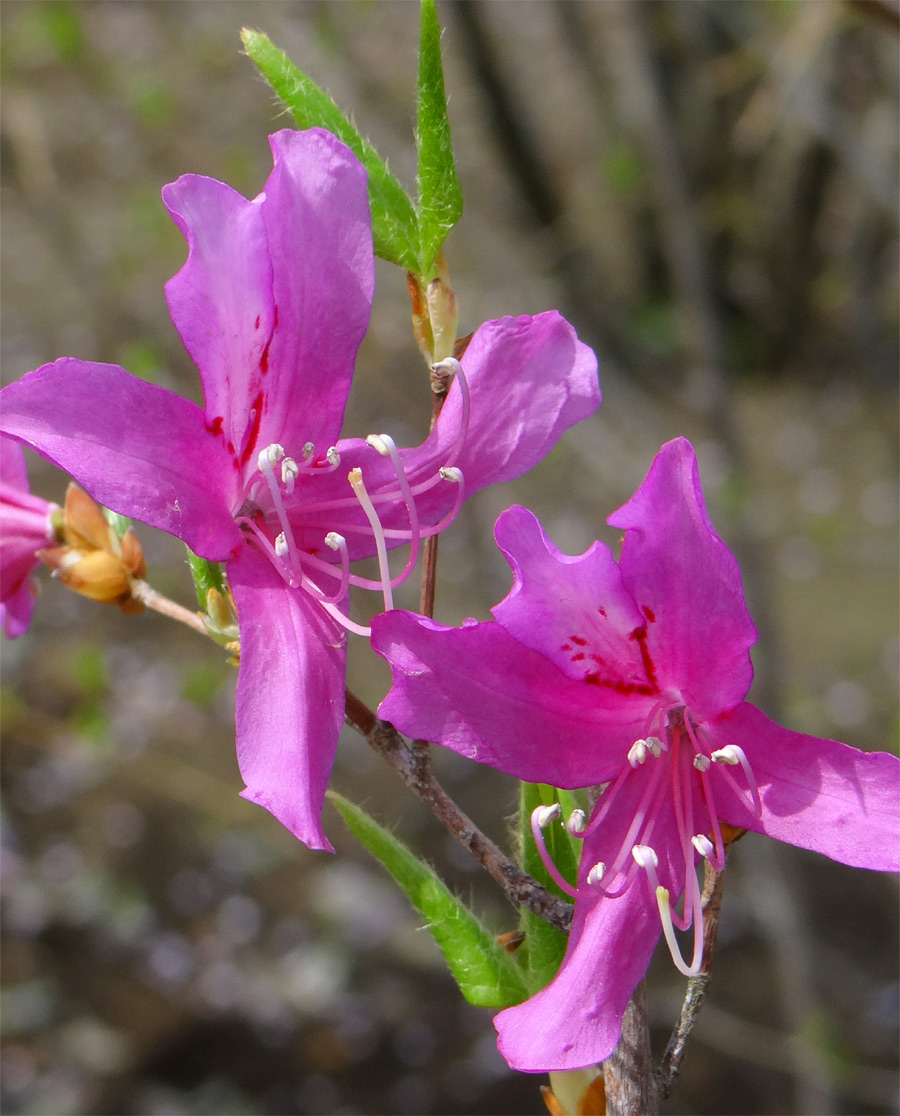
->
[232,360,471,636]
[531,704,762,976]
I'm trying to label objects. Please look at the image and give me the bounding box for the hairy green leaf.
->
[329,791,529,1008]
[241,28,420,271]
[415,0,462,275]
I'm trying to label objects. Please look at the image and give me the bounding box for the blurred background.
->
[1,2,897,1113]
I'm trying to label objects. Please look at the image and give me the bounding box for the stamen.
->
[274,533,289,558]
[628,739,649,767]
[281,457,299,493]
[645,735,666,757]
[567,809,587,835]
[256,443,301,579]
[693,754,711,771]
[631,844,659,871]
[529,805,579,899]
[326,447,340,468]
[712,744,762,816]
[535,804,562,828]
[654,886,704,977]
[257,444,285,471]
[313,532,351,605]
[431,358,471,471]
[586,862,606,887]
[364,433,421,585]
[691,834,715,859]
[632,845,704,977]
[348,468,393,612]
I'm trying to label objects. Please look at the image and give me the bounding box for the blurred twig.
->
[344,688,574,933]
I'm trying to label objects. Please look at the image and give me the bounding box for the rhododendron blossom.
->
[0,438,59,638]
[0,128,600,851]
[372,437,900,1071]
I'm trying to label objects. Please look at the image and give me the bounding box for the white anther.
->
[274,532,289,558]
[631,844,659,870]
[692,834,715,859]
[326,446,340,467]
[257,443,285,471]
[567,809,587,835]
[366,433,396,457]
[586,861,606,887]
[302,442,315,460]
[324,532,345,552]
[281,457,299,485]
[431,357,461,378]
[644,735,665,757]
[534,804,561,829]
[627,739,648,767]
[711,746,741,766]
[439,466,463,483]
[693,754,712,771]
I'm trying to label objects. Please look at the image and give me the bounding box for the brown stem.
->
[604,980,657,1116]
[344,688,574,933]
[130,579,211,638]
[655,860,726,1100]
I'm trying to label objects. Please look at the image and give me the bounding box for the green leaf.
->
[185,547,226,611]
[415,0,462,276]
[241,28,420,271]
[329,791,529,1008]
[518,782,583,991]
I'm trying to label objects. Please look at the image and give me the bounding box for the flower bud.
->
[37,484,147,612]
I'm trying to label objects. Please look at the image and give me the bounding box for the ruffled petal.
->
[607,438,757,719]
[710,702,900,871]
[260,130,374,453]
[492,506,652,692]
[0,360,241,560]
[163,129,374,474]
[495,880,658,1072]
[229,545,348,852]
[386,312,599,527]
[372,610,643,788]
[162,170,275,468]
[277,313,598,563]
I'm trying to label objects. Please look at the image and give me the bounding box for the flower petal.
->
[163,129,374,472]
[260,130,374,453]
[162,170,275,467]
[711,702,900,871]
[492,506,652,692]
[391,312,599,526]
[607,438,756,719]
[1,581,38,639]
[1,437,29,492]
[372,610,642,788]
[0,360,241,560]
[495,879,658,1072]
[229,545,348,852]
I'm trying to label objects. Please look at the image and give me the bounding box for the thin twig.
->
[130,579,211,638]
[344,688,574,933]
[604,979,658,1116]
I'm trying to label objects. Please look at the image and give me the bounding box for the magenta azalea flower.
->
[372,437,900,1071]
[0,128,599,851]
[1,437,59,638]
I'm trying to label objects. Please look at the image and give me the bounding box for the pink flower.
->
[372,437,900,1071]
[0,437,58,638]
[1,129,600,851]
